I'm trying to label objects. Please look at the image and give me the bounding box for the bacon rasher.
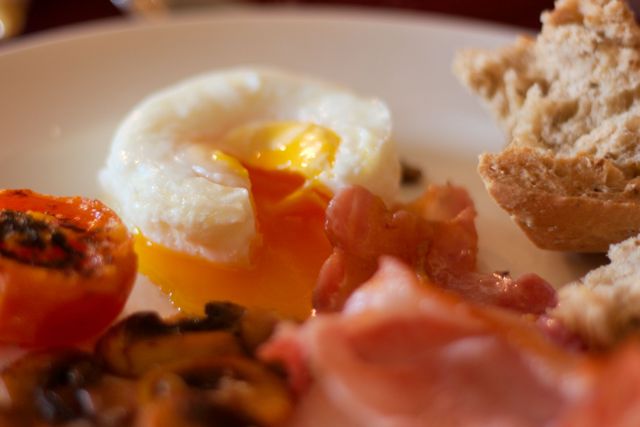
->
[314,185,556,314]
[263,258,599,427]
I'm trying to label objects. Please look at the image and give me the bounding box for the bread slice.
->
[454,0,640,252]
[551,235,640,348]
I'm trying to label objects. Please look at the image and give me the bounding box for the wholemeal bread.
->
[454,0,640,252]
[551,235,640,348]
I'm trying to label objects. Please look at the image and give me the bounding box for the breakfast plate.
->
[0,5,604,319]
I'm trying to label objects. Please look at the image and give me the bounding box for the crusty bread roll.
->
[551,235,640,348]
[454,0,640,252]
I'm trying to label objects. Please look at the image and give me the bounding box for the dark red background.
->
[21,0,556,36]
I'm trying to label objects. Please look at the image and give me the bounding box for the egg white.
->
[100,67,400,264]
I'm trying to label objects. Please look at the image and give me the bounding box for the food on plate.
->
[0,302,292,427]
[97,301,278,377]
[100,67,399,319]
[315,184,556,313]
[5,48,640,423]
[453,0,640,351]
[551,235,640,349]
[0,350,137,426]
[400,160,422,185]
[0,189,136,346]
[137,356,292,427]
[555,343,640,427]
[454,0,640,252]
[262,257,640,427]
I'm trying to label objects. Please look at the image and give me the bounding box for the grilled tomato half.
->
[0,189,136,346]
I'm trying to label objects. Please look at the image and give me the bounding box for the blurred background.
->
[1,0,560,41]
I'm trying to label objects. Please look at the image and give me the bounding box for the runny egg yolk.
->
[135,122,339,320]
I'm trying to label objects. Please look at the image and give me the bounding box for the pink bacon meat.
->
[262,258,595,427]
[315,185,556,314]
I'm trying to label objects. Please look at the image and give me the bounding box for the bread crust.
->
[479,147,640,252]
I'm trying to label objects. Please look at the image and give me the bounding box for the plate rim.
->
[0,4,524,57]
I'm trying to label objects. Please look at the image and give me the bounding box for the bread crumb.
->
[551,235,640,347]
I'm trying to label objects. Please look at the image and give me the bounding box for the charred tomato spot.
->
[0,210,88,271]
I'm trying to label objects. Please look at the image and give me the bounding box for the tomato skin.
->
[0,190,137,347]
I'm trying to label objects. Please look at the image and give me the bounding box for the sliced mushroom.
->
[1,350,100,423]
[0,303,285,426]
[0,350,136,427]
[235,306,281,354]
[97,302,279,378]
[136,356,293,427]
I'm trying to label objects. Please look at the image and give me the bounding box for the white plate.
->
[0,7,604,317]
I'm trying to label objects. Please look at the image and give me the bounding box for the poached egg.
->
[100,67,400,319]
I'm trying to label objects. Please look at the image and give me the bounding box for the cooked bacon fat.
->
[263,258,592,427]
[315,185,556,314]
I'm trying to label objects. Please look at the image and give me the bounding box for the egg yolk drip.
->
[135,122,339,320]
